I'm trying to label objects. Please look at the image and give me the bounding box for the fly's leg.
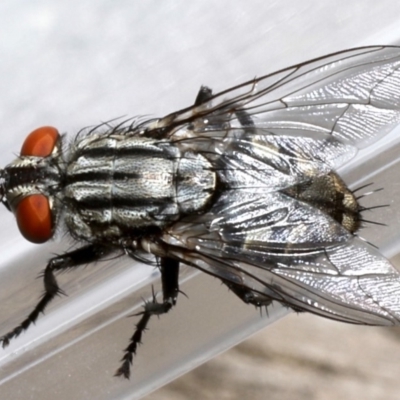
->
[226,282,305,314]
[0,244,112,347]
[194,85,254,127]
[225,282,273,308]
[235,109,254,127]
[194,85,213,105]
[115,257,180,379]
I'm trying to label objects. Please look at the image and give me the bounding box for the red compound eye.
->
[20,126,60,157]
[16,194,53,243]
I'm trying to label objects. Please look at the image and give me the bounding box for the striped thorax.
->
[64,133,216,241]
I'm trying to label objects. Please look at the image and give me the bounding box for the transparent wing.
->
[142,46,400,326]
[151,191,400,326]
[152,46,400,168]
[173,131,357,192]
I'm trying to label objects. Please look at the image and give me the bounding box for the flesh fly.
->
[1,46,400,378]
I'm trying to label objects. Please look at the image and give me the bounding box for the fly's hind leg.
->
[226,281,305,314]
[0,244,112,347]
[115,257,180,379]
[225,281,273,308]
[194,85,213,105]
[194,85,254,128]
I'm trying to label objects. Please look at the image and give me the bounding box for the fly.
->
[2,46,400,379]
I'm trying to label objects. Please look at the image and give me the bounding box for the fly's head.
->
[0,126,64,243]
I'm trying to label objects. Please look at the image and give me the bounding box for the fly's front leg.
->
[0,244,112,347]
[115,257,180,379]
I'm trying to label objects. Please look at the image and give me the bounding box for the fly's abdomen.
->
[64,134,216,240]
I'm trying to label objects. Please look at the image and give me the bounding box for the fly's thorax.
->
[283,171,360,234]
[63,134,216,241]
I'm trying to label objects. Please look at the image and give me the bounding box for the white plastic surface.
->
[1,2,400,399]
